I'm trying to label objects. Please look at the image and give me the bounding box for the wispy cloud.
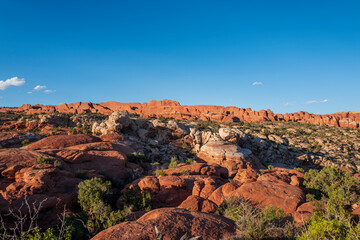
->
[0,77,25,90]
[283,102,293,107]
[33,85,46,91]
[306,99,329,105]
[252,81,263,86]
[28,85,56,94]
[44,89,56,93]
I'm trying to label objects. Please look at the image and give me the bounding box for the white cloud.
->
[27,91,33,94]
[252,81,263,86]
[0,77,25,90]
[283,102,293,107]
[44,89,56,93]
[33,85,46,91]
[306,99,329,105]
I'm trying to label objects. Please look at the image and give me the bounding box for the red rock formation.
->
[91,208,236,240]
[1,99,359,129]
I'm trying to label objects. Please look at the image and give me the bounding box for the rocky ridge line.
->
[1,99,359,129]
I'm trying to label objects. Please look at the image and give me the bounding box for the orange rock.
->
[91,208,236,240]
[1,100,359,129]
[229,180,305,215]
[294,202,315,223]
[178,195,217,213]
[24,134,101,150]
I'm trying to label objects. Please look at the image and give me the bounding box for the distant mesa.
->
[0,99,359,129]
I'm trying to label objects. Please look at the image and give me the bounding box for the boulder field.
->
[1,99,359,128]
[1,110,356,239]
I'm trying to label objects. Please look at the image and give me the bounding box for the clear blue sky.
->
[1,0,359,114]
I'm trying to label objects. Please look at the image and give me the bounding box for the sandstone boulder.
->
[24,134,101,150]
[0,148,53,168]
[197,140,264,176]
[0,131,41,148]
[91,208,236,240]
[229,179,305,215]
[178,195,217,213]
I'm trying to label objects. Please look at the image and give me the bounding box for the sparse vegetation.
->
[155,169,166,176]
[78,177,128,235]
[36,156,53,165]
[185,158,194,165]
[21,139,31,146]
[219,198,297,239]
[168,156,178,169]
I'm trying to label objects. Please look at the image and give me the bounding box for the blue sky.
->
[0,0,359,114]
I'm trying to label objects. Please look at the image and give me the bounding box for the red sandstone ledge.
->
[1,99,359,129]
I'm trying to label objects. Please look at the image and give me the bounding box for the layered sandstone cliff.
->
[1,99,359,129]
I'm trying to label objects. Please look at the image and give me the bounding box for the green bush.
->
[298,167,360,239]
[69,127,76,134]
[26,128,41,134]
[185,159,194,165]
[78,177,126,234]
[297,212,360,240]
[36,156,53,165]
[195,121,220,133]
[21,139,31,146]
[155,169,166,176]
[78,124,92,136]
[168,156,178,169]
[294,167,305,173]
[181,141,189,149]
[263,129,271,137]
[21,226,73,240]
[118,186,153,212]
[220,198,296,239]
[303,167,358,216]
[179,170,190,176]
[53,160,63,169]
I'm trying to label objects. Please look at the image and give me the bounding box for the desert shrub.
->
[78,177,126,234]
[53,160,63,169]
[26,128,41,134]
[294,167,305,173]
[21,139,31,146]
[313,144,322,153]
[195,121,220,133]
[185,159,194,165]
[267,165,274,170]
[303,167,358,216]
[179,170,190,176]
[75,169,87,179]
[298,167,360,239]
[127,152,148,164]
[158,116,168,122]
[168,156,178,169]
[78,124,92,136]
[69,127,76,134]
[297,212,360,240]
[36,156,53,165]
[20,226,73,240]
[155,169,166,176]
[263,129,271,137]
[118,186,153,212]
[0,197,73,240]
[220,198,296,239]
[181,141,189,149]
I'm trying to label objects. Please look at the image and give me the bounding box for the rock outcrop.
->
[91,208,236,240]
[1,99,359,129]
